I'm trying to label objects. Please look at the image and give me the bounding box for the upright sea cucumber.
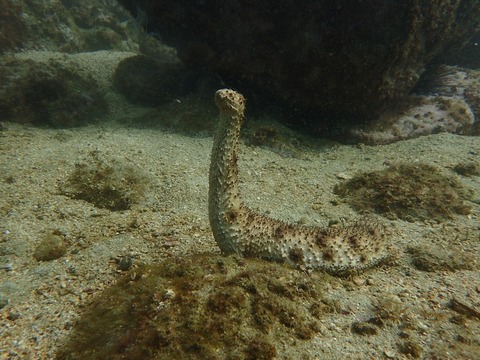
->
[209,89,390,274]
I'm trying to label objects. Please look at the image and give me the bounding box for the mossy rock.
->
[0,58,108,127]
[334,163,472,222]
[33,233,67,261]
[57,254,335,359]
[62,151,148,211]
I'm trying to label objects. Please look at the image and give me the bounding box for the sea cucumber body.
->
[209,89,390,274]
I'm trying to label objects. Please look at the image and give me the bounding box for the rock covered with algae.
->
[57,254,339,360]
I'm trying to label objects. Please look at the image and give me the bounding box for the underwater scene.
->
[1,1,480,359]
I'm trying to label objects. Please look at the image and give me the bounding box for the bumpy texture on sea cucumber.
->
[209,89,391,275]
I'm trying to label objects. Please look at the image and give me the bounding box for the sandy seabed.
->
[0,52,480,360]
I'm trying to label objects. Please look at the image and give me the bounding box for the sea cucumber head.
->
[215,89,246,117]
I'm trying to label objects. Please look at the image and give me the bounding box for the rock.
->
[0,57,108,127]
[351,321,378,336]
[346,65,480,143]
[349,95,475,144]
[33,233,67,261]
[0,0,176,65]
[118,0,480,124]
[408,246,478,272]
[398,341,422,359]
[113,55,188,106]
[61,150,149,211]
[0,0,27,52]
[0,297,9,309]
[117,255,133,271]
[0,0,142,53]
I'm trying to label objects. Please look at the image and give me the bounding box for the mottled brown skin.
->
[209,89,390,274]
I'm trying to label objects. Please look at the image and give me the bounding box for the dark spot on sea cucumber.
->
[348,235,361,249]
[288,248,304,265]
[274,226,284,239]
[315,233,327,247]
[226,210,237,223]
[322,249,334,261]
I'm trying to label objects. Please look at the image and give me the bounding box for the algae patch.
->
[57,254,333,360]
[61,150,149,211]
[244,121,305,158]
[407,245,478,272]
[334,163,472,222]
[33,232,67,261]
[452,160,480,177]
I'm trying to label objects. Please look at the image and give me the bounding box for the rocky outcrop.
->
[0,0,171,55]
[0,0,180,128]
[119,0,480,125]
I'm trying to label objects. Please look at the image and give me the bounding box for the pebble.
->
[117,255,133,271]
[0,297,9,309]
[164,289,175,300]
[353,277,365,286]
[351,321,378,335]
[7,311,20,321]
[384,349,396,358]
[336,172,352,180]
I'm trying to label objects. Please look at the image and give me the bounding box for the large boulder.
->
[119,0,480,125]
[0,0,157,54]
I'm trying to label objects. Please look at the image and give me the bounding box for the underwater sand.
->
[0,52,480,359]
